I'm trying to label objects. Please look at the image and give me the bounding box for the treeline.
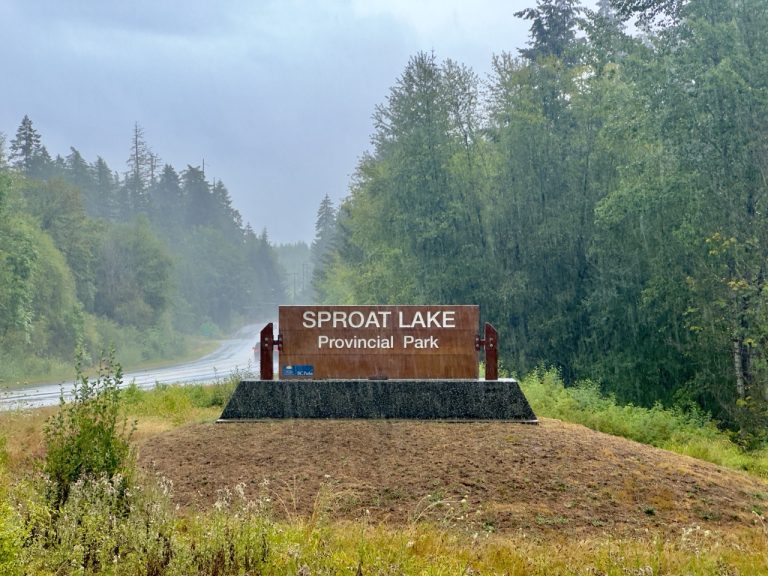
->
[316,0,768,438]
[0,120,285,378]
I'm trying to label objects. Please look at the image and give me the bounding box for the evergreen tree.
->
[65,147,96,214]
[0,133,7,169]
[319,52,490,306]
[311,194,336,268]
[150,164,183,231]
[515,0,584,65]
[125,122,153,214]
[65,148,92,190]
[33,146,55,180]
[20,178,98,310]
[0,172,37,340]
[609,0,684,26]
[245,226,286,314]
[182,165,215,227]
[211,179,244,240]
[10,115,43,175]
[92,157,118,220]
[311,194,337,300]
[94,217,172,328]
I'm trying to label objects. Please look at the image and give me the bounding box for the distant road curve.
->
[0,324,267,411]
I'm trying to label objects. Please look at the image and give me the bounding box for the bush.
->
[43,350,135,509]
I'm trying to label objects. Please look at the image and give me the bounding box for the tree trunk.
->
[733,337,745,400]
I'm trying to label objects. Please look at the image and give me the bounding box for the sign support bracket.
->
[475,323,499,380]
[256,322,282,380]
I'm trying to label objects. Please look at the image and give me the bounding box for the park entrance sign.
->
[219,304,536,422]
[278,305,481,380]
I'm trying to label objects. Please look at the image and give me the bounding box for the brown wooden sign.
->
[278,305,480,379]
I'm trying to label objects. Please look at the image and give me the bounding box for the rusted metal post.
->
[484,322,498,381]
[260,322,274,380]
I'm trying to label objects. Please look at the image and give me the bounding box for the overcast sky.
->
[2,0,556,244]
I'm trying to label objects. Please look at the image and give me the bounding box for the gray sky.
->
[1,0,543,243]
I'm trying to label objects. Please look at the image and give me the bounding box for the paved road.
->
[0,324,266,410]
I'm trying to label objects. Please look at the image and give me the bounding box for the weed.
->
[43,349,135,509]
[0,437,21,576]
[535,514,569,526]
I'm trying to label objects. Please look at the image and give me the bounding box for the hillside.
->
[138,418,768,538]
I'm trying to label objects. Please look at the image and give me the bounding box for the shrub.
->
[0,494,21,576]
[0,436,21,576]
[521,367,768,476]
[43,350,135,509]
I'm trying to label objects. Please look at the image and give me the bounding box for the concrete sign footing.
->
[218,379,538,422]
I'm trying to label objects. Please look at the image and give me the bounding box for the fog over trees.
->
[0,117,285,377]
[2,0,767,440]
[313,0,768,439]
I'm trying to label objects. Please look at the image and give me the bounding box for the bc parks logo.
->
[282,364,314,377]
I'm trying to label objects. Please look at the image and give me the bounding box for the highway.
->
[0,324,265,410]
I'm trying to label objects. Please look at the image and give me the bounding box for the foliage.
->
[0,436,22,576]
[43,351,135,509]
[9,115,43,176]
[6,362,768,574]
[4,0,768,444]
[18,472,176,576]
[94,217,172,329]
[523,368,768,476]
[10,471,768,575]
[515,0,584,64]
[0,201,37,343]
[316,0,768,440]
[321,52,490,306]
[311,193,337,302]
[0,116,287,379]
[610,0,686,26]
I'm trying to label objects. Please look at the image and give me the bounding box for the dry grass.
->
[4,376,768,574]
[138,418,768,541]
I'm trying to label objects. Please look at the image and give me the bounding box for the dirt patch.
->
[138,418,768,537]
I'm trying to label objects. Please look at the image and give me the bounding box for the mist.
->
[0,0,537,243]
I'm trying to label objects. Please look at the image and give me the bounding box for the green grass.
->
[121,368,245,425]
[9,471,768,576]
[521,367,768,477]
[4,365,768,574]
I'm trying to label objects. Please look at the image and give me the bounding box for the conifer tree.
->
[0,133,7,168]
[311,194,336,265]
[125,122,153,214]
[10,115,43,175]
[311,193,337,295]
[515,0,584,65]
[182,165,215,227]
[92,157,118,220]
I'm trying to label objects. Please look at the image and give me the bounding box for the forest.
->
[312,0,768,440]
[0,119,286,379]
[2,0,767,441]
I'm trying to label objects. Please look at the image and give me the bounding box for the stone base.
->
[218,379,537,422]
